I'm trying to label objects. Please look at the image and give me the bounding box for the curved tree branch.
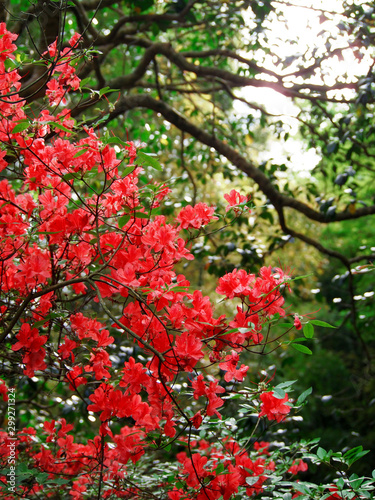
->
[88,93,375,225]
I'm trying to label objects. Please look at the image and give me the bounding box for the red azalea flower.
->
[294,315,302,330]
[288,459,308,474]
[259,391,291,423]
[224,189,248,211]
[219,350,249,382]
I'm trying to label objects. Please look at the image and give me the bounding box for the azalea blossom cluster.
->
[0,25,312,500]
[174,438,277,500]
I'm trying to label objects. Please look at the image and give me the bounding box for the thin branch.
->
[180,131,197,205]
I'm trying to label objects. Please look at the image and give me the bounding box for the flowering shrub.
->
[0,24,374,499]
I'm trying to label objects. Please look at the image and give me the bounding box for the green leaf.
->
[363,492,373,499]
[151,207,162,215]
[12,121,30,133]
[118,214,130,228]
[17,463,32,474]
[123,166,136,177]
[296,387,312,406]
[303,322,314,339]
[295,483,312,495]
[38,230,64,235]
[79,77,92,88]
[137,150,163,171]
[93,113,110,126]
[274,380,297,390]
[99,86,119,97]
[291,343,312,355]
[317,447,327,460]
[170,286,189,292]
[215,463,225,474]
[238,327,254,334]
[327,141,339,154]
[48,478,70,485]
[336,477,345,489]
[309,320,336,328]
[290,273,313,281]
[344,446,370,466]
[63,173,77,181]
[36,472,50,483]
[223,393,242,400]
[349,476,365,489]
[133,212,150,219]
[51,122,74,133]
[151,22,160,35]
[259,210,274,224]
[73,149,88,158]
[273,387,286,399]
[106,136,129,147]
[246,476,260,486]
[33,319,48,328]
[272,380,297,398]
[221,328,240,335]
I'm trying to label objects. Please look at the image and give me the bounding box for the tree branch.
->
[92,94,375,225]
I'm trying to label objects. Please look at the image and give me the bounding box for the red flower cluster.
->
[12,324,47,377]
[175,438,277,499]
[0,24,305,500]
[219,350,249,382]
[259,391,291,423]
[288,459,308,475]
[177,202,218,229]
